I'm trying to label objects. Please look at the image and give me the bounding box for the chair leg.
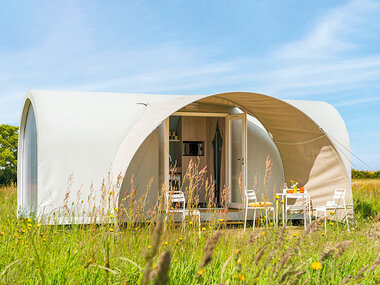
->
[164,213,168,234]
[198,213,201,238]
[253,209,256,231]
[244,206,248,232]
[275,200,278,227]
[345,206,350,232]
[308,198,312,224]
[285,198,288,227]
[270,208,275,227]
[303,206,307,231]
[181,213,185,233]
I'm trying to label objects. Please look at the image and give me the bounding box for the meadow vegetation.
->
[0,180,379,284]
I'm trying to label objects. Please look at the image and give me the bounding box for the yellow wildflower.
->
[109,214,114,218]
[234,273,245,281]
[189,221,193,225]
[164,241,168,245]
[311,261,322,270]
[174,259,178,263]
[27,218,32,223]
[42,238,46,242]
[109,191,113,195]
[27,223,32,227]
[87,259,93,264]
[280,200,285,204]
[198,269,206,276]
[330,222,334,226]
[109,228,114,232]
[275,195,279,199]
[147,245,151,249]
[114,207,118,211]
[237,258,241,265]
[270,222,274,226]
[277,257,281,261]
[218,218,224,222]
[321,232,326,236]
[152,264,156,269]
[179,237,183,241]
[202,227,206,231]
[293,233,297,237]
[261,231,265,235]
[329,211,335,215]
[37,224,41,228]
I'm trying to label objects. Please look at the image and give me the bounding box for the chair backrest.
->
[333,188,346,205]
[166,191,186,211]
[245,189,257,205]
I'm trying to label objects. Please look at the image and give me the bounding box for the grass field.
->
[0,181,379,284]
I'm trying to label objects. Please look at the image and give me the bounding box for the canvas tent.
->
[17,90,352,223]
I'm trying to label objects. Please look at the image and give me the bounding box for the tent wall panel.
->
[118,129,159,219]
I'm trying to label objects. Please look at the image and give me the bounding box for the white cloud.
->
[275,0,380,60]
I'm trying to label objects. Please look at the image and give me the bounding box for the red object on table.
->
[300,186,305,193]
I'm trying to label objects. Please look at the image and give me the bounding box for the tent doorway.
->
[167,111,247,210]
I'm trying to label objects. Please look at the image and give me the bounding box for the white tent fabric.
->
[17,90,351,223]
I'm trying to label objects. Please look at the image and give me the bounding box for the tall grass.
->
[352,179,380,219]
[0,181,379,284]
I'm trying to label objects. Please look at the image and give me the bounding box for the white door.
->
[226,113,247,209]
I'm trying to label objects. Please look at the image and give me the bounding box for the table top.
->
[275,191,310,198]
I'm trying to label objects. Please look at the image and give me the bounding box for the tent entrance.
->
[167,111,247,210]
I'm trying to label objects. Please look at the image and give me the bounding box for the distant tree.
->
[352,169,380,179]
[0,124,18,185]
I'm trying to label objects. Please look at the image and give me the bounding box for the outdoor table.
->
[275,190,311,230]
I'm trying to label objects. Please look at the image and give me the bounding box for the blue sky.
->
[0,0,379,169]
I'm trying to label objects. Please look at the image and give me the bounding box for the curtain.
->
[206,118,218,182]
[217,118,226,202]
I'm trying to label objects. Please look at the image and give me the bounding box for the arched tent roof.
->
[284,100,351,182]
[18,90,351,222]
[112,92,351,208]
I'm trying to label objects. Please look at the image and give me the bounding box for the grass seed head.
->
[150,250,171,285]
[199,231,221,268]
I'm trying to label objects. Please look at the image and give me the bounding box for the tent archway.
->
[113,92,350,210]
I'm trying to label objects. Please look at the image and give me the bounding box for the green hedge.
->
[352,169,380,179]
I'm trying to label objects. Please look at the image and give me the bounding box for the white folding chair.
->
[165,190,201,237]
[244,189,274,232]
[315,188,349,232]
